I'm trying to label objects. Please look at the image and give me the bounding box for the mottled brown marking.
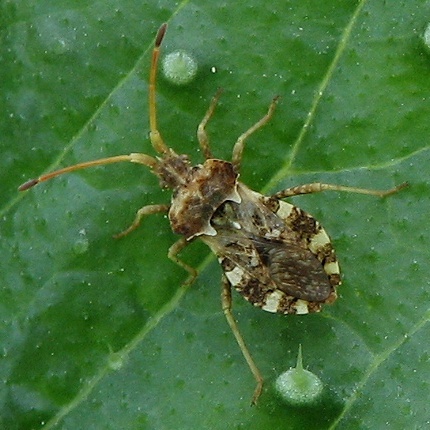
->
[315,243,336,264]
[329,273,341,287]
[155,152,191,189]
[169,159,239,238]
[262,196,280,213]
[238,277,266,304]
[287,207,320,238]
[267,246,332,301]
[221,257,235,272]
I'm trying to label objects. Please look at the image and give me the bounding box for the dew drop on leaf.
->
[275,345,323,406]
[73,229,89,254]
[422,23,430,53]
[108,351,126,371]
[162,50,198,85]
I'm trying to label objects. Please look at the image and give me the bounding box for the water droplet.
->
[275,345,324,405]
[108,351,126,370]
[162,50,198,86]
[423,23,430,53]
[73,229,89,254]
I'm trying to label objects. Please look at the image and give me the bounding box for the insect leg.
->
[231,96,279,172]
[197,88,223,159]
[113,204,170,239]
[168,237,198,286]
[221,275,264,405]
[272,181,408,200]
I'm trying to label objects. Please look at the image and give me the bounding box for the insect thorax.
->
[166,158,241,239]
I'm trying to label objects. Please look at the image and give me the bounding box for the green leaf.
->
[1,1,429,429]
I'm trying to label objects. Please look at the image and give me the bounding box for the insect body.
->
[19,23,406,404]
[204,183,340,314]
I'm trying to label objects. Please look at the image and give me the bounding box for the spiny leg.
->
[168,237,198,286]
[221,275,263,405]
[197,88,223,159]
[149,23,169,155]
[231,96,279,172]
[113,204,170,239]
[272,181,408,200]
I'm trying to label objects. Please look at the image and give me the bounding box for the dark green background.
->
[1,1,429,429]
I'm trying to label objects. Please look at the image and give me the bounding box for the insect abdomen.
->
[203,184,340,315]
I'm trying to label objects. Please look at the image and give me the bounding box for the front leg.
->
[113,204,170,239]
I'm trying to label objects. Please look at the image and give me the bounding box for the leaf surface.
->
[1,1,429,428]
